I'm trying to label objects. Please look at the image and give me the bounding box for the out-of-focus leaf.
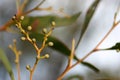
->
[22,12,81,31]
[76,0,100,48]
[81,61,99,73]
[30,33,99,72]
[66,75,83,80]
[0,48,15,80]
[103,42,120,52]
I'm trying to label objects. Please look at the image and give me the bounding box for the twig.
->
[21,0,29,12]
[23,0,46,15]
[16,0,20,13]
[9,39,21,80]
[12,15,55,80]
[57,6,120,80]
[30,58,40,80]
[70,8,120,70]
[57,39,75,80]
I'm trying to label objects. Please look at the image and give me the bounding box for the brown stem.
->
[16,62,21,80]
[30,58,40,80]
[57,39,75,80]
[21,0,28,12]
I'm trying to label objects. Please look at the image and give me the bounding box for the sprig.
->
[9,39,21,80]
[12,15,55,80]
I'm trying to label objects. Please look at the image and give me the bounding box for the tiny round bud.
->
[8,44,12,49]
[27,26,32,31]
[13,39,16,43]
[48,42,54,46]
[20,16,24,20]
[45,54,50,58]
[51,21,56,26]
[42,28,47,34]
[21,37,26,41]
[15,24,18,27]
[32,38,36,42]
[26,65,31,70]
[12,16,16,20]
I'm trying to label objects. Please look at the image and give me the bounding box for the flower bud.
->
[51,21,55,26]
[21,37,26,41]
[48,42,54,46]
[27,26,32,31]
[42,28,47,34]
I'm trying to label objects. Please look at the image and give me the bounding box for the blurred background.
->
[0,0,120,80]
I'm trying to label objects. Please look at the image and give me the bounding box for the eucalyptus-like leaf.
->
[81,61,99,72]
[103,42,120,52]
[0,48,15,80]
[76,0,100,48]
[66,75,83,80]
[30,33,99,72]
[22,12,81,31]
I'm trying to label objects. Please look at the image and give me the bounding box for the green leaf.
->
[66,75,83,80]
[30,33,99,72]
[0,48,15,80]
[22,12,81,31]
[81,61,99,73]
[76,0,100,48]
[103,42,120,52]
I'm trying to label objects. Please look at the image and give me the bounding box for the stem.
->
[30,58,40,80]
[57,10,120,79]
[23,0,46,15]
[21,0,28,12]
[16,63,21,80]
[57,39,75,80]
[16,0,20,12]
[57,67,69,80]
[71,50,95,69]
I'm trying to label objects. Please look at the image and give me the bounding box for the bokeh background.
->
[0,0,120,80]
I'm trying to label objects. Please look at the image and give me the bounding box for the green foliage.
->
[81,62,99,73]
[0,48,15,80]
[66,75,83,80]
[76,0,100,48]
[22,12,81,31]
